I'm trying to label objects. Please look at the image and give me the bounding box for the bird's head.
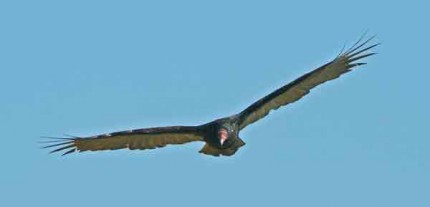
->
[217,124,234,148]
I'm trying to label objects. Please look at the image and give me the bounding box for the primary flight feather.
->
[43,35,378,157]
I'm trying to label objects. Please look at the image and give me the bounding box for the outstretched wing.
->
[237,36,379,130]
[42,126,204,155]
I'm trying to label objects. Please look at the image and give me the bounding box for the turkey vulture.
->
[42,35,378,157]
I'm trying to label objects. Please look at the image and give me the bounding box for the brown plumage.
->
[42,35,378,157]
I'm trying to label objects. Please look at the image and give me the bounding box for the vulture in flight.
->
[43,36,378,157]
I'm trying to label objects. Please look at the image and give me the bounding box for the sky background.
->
[1,0,429,206]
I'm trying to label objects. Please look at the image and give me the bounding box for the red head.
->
[217,128,229,146]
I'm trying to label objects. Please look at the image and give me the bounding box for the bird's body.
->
[43,35,379,157]
[198,116,244,156]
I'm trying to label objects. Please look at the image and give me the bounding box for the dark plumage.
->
[43,35,378,157]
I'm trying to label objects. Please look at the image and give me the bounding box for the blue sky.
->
[1,0,429,206]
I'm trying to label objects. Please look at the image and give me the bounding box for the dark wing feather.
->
[43,126,204,155]
[238,36,379,130]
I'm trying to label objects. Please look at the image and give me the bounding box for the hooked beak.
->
[220,137,227,146]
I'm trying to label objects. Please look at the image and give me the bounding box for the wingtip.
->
[41,141,74,149]
[48,144,75,154]
[349,52,377,63]
[343,33,373,54]
[40,136,78,155]
[62,148,77,156]
[40,136,74,140]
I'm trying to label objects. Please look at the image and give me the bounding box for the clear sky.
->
[1,1,429,206]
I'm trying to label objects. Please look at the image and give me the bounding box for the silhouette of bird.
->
[42,35,378,157]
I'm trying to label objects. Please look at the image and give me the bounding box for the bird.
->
[42,35,378,157]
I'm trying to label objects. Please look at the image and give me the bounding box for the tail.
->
[199,138,246,157]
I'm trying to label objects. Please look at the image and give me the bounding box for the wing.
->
[237,36,379,130]
[42,126,205,155]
